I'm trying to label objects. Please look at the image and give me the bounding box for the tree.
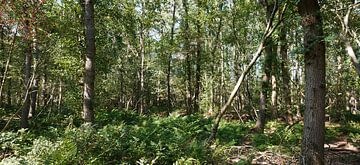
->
[193,0,203,113]
[182,0,193,114]
[254,1,277,133]
[298,0,326,164]
[167,0,177,110]
[279,23,292,124]
[21,4,32,129]
[83,0,96,122]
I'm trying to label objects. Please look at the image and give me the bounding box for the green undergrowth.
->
[1,110,220,164]
[1,109,358,164]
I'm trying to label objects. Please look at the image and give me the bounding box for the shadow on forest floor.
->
[223,120,360,165]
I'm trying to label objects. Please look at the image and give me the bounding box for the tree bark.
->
[29,34,39,118]
[21,17,32,129]
[298,0,326,164]
[7,78,11,106]
[41,72,48,107]
[139,23,145,114]
[194,3,202,113]
[271,48,278,118]
[167,0,176,110]
[182,0,193,114]
[255,1,276,133]
[279,25,292,124]
[58,80,62,110]
[0,24,4,106]
[29,78,38,118]
[83,0,96,122]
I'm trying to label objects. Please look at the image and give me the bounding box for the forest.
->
[0,0,360,164]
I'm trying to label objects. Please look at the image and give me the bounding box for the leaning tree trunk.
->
[298,0,326,164]
[83,0,96,122]
[208,4,284,142]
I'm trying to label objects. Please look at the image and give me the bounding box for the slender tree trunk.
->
[271,50,278,118]
[255,2,276,132]
[220,46,225,106]
[58,80,62,110]
[294,42,302,119]
[334,55,344,118]
[0,57,10,106]
[0,24,4,106]
[139,24,145,114]
[0,27,17,106]
[118,63,124,110]
[167,0,176,110]
[279,25,292,124]
[83,0,96,122]
[29,78,38,118]
[41,73,48,107]
[194,8,202,113]
[118,72,124,110]
[182,0,192,114]
[29,34,39,118]
[298,0,326,164]
[7,78,11,106]
[21,17,32,129]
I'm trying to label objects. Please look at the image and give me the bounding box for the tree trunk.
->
[83,0,96,122]
[58,80,62,110]
[194,7,202,113]
[21,18,32,129]
[7,78,11,106]
[298,0,326,164]
[271,49,278,118]
[139,24,145,114]
[29,78,38,118]
[167,0,176,110]
[0,24,4,106]
[255,2,276,133]
[29,35,39,118]
[279,25,292,124]
[182,0,192,114]
[41,73,48,107]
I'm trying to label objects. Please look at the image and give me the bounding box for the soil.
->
[226,140,360,165]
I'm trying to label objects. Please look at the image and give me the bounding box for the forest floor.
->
[226,141,360,164]
[226,121,360,165]
[1,110,360,164]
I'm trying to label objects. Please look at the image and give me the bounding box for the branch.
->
[336,4,360,77]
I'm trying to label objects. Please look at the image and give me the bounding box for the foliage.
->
[1,111,222,164]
